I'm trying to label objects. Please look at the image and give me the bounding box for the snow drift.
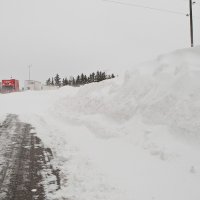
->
[1,46,200,200]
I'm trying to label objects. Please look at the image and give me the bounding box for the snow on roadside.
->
[1,46,200,199]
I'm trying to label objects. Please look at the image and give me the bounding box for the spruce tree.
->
[111,74,115,78]
[65,78,69,85]
[102,72,106,80]
[91,73,95,82]
[54,74,61,87]
[96,71,100,82]
[72,77,76,86]
[76,75,81,86]
[107,75,111,79]
[45,71,115,88]
[80,73,84,85]
[62,78,64,86]
[46,78,51,86]
[99,71,102,81]
[51,77,54,85]
[84,75,87,84]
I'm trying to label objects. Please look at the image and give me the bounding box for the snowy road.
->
[0,114,60,200]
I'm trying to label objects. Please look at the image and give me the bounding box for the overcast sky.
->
[0,0,199,85]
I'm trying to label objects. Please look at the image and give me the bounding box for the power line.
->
[102,0,199,47]
[102,0,187,16]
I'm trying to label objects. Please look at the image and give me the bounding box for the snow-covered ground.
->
[1,46,200,200]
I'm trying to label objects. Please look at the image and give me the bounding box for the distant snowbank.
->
[1,46,200,200]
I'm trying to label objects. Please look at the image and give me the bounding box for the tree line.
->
[46,71,115,87]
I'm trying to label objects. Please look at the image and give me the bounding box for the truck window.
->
[2,86,14,92]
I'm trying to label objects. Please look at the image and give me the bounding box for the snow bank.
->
[1,46,200,200]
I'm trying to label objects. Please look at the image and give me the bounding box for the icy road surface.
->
[0,114,60,200]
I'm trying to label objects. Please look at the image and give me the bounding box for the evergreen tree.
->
[45,71,115,88]
[72,77,76,86]
[91,73,95,82]
[102,72,106,80]
[46,78,51,86]
[51,77,54,85]
[84,75,87,84]
[80,73,84,85]
[111,74,115,78]
[76,75,81,86]
[62,78,64,86]
[61,78,68,86]
[69,76,73,86]
[99,71,102,81]
[64,78,69,86]
[54,74,61,87]
[96,71,100,82]
[107,75,111,79]
[87,76,91,83]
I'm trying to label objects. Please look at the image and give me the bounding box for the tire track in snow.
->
[0,114,60,200]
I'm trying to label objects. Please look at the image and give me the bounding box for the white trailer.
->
[24,80,42,91]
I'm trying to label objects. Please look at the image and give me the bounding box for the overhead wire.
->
[102,0,188,16]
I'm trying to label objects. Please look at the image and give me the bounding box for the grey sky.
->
[0,0,199,85]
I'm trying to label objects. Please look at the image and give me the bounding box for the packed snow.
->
[1,46,200,200]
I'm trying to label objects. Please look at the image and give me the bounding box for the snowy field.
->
[1,46,200,200]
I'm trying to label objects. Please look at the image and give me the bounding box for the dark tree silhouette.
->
[54,74,61,87]
[46,71,115,87]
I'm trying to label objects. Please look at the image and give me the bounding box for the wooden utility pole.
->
[189,0,194,47]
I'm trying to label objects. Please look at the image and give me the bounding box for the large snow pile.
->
[1,46,200,200]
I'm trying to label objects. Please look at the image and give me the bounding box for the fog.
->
[0,0,199,86]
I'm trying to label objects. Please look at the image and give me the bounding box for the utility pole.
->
[189,0,194,47]
[28,65,31,80]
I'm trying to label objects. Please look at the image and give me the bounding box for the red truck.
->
[1,79,20,93]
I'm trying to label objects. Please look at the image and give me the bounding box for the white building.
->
[24,80,42,91]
